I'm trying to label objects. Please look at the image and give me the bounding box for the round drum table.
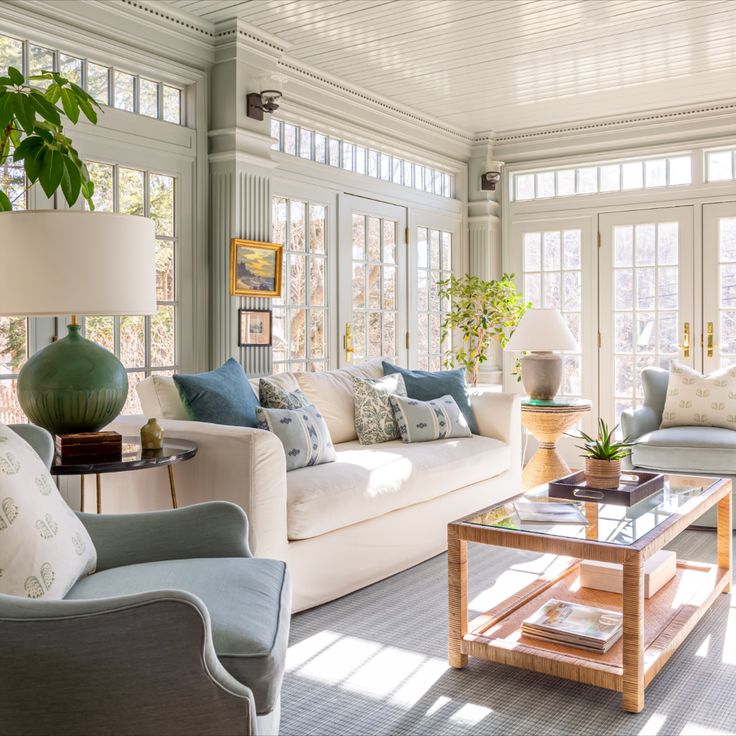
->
[521,397,591,490]
[51,437,198,514]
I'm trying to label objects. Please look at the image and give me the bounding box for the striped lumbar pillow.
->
[388,394,473,443]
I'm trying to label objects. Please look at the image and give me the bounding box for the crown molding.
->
[117,0,215,39]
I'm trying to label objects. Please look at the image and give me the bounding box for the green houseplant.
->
[575,419,634,489]
[0,65,99,211]
[438,273,529,387]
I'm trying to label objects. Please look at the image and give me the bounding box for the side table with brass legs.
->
[52,437,197,514]
[521,397,591,490]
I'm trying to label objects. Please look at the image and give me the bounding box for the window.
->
[270,119,454,198]
[0,33,182,124]
[85,162,178,413]
[271,196,328,373]
[522,229,583,396]
[513,155,692,201]
[0,161,28,423]
[416,227,452,370]
[706,149,736,182]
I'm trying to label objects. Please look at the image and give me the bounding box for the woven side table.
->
[521,398,591,490]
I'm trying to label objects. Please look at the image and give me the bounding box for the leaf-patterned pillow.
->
[353,374,407,445]
[389,394,472,443]
[0,425,96,600]
[259,378,311,410]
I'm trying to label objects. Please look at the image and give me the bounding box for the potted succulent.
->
[575,419,634,490]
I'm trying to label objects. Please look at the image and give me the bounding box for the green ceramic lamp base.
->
[17,323,128,435]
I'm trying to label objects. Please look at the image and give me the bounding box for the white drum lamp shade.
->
[0,210,157,434]
[505,308,578,401]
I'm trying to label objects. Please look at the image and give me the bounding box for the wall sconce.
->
[246,90,282,121]
[480,168,502,191]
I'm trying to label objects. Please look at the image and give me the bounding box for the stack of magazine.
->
[522,599,623,653]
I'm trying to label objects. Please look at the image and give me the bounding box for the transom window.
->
[706,149,736,183]
[271,196,328,373]
[416,227,452,371]
[522,229,583,396]
[271,119,453,198]
[85,162,178,413]
[0,34,182,124]
[513,155,692,202]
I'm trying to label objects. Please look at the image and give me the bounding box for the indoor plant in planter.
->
[576,419,634,489]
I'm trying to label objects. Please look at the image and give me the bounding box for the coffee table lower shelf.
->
[459,560,730,694]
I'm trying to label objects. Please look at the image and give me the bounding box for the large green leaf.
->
[59,154,82,206]
[28,90,61,126]
[39,148,64,198]
[23,143,46,182]
[0,190,12,211]
[7,66,23,85]
[60,88,79,124]
[13,93,36,134]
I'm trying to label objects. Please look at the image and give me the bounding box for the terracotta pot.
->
[584,458,621,489]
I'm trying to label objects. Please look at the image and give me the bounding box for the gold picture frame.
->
[229,239,283,298]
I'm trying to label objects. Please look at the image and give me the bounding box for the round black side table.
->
[51,437,198,513]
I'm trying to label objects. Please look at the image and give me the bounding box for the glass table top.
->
[521,396,592,408]
[465,475,720,547]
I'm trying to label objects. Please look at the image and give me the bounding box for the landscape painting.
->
[230,239,283,298]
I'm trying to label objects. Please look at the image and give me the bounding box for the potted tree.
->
[575,419,634,489]
[438,273,529,387]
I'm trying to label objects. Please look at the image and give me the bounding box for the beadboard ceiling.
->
[157,0,736,136]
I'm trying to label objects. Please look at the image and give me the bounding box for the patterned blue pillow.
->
[256,404,336,471]
[173,358,260,427]
[389,394,473,443]
[259,378,311,409]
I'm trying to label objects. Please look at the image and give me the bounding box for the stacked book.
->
[522,599,623,653]
[56,431,123,463]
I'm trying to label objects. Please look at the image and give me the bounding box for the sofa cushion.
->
[382,362,478,434]
[293,358,385,444]
[286,435,510,539]
[631,426,736,475]
[66,557,290,715]
[174,358,260,428]
[0,425,96,600]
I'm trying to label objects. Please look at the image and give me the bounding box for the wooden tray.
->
[548,470,665,506]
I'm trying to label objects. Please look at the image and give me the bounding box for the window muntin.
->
[271,196,328,373]
[706,149,736,182]
[513,155,693,201]
[85,162,178,414]
[522,229,583,396]
[416,227,452,371]
[270,119,454,199]
[0,33,183,124]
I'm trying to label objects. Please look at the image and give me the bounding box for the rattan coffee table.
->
[448,475,732,712]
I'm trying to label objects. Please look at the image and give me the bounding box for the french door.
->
[338,195,407,366]
[703,202,736,373]
[599,207,694,425]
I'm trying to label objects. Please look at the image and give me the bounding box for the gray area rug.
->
[282,531,736,735]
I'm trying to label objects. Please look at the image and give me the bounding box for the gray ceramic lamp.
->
[0,210,156,435]
[505,308,578,401]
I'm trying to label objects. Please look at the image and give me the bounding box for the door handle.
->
[344,322,354,362]
[681,322,690,358]
[707,321,714,358]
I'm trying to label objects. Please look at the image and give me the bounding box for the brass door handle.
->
[681,322,690,358]
[344,322,354,361]
[707,321,714,358]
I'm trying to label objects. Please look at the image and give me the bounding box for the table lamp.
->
[504,308,577,401]
[0,210,156,435]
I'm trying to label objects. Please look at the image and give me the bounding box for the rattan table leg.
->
[448,527,468,669]
[717,491,732,593]
[622,553,645,713]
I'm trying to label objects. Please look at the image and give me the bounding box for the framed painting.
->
[238,309,273,347]
[230,239,283,298]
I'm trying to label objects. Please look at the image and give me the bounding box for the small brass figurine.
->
[140,418,164,450]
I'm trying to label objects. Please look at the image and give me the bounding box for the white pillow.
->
[0,425,96,599]
[661,360,736,429]
[136,374,189,420]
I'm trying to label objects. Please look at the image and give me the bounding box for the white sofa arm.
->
[104,415,288,560]
[469,389,522,470]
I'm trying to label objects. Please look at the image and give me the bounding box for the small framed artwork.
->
[238,309,273,347]
[230,239,283,298]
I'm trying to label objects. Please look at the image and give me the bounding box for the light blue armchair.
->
[621,368,736,528]
[0,425,291,736]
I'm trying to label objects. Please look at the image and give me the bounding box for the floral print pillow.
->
[353,374,407,445]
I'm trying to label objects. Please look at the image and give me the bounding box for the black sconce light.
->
[246,90,283,121]
[480,168,502,191]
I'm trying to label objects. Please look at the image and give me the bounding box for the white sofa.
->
[105,359,522,611]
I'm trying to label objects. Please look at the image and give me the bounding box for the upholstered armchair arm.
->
[0,590,256,736]
[620,406,661,443]
[79,502,252,572]
[9,423,54,468]
[469,389,522,470]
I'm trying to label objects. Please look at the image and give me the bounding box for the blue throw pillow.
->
[173,358,260,427]
[382,362,478,434]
